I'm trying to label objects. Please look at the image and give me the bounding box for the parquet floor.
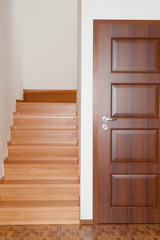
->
[0,224,160,240]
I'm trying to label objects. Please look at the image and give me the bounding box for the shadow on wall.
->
[0,0,23,178]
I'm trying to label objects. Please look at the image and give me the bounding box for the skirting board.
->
[23,90,77,103]
[80,220,93,224]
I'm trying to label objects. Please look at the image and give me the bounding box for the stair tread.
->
[8,143,78,149]
[8,158,78,162]
[4,160,79,166]
[0,201,79,209]
[16,102,77,106]
[0,181,79,187]
[7,160,78,163]
[14,113,77,118]
[11,128,77,132]
[0,179,79,184]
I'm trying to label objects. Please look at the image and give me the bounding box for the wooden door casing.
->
[93,20,160,223]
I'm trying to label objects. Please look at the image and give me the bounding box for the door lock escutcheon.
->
[102,124,108,130]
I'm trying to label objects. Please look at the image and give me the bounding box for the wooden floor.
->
[0,224,160,240]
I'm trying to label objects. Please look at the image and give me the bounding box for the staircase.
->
[0,99,80,224]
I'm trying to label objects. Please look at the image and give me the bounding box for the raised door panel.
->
[111,129,159,163]
[112,84,159,118]
[111,175,158,207]
[112,38,160,72]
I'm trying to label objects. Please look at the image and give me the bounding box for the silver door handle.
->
[102,116,117,122]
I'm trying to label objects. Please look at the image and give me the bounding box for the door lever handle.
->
[102,116,117,122]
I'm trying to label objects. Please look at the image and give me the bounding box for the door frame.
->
[93,19,160,224]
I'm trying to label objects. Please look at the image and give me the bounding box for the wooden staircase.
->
[0,100,80,224]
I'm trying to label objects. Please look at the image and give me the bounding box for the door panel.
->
[111,174,158,207]
[112,38,160,73]
[112,84,159,118]
[93,20,160,223]
[111,129,159,163]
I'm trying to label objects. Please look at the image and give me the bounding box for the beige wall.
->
[0,0,23,178]
[23,0,77,90]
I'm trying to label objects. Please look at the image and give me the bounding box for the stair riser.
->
[8,149,78,161]
[14,117,77,129]
[16,105,76,115]
[0,211,80,225]
[5,168,79,180]
[11,133,78,145]
[0,188,79,201]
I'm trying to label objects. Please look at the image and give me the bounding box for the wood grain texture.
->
[14,114,77,129]
[80,220,93,224]
[4,162,79,180]
[0,212,80,225]
[8,144,78,162]
[0,181,79,201]
[112,84,159,118]
[16,102,77,115]
[11,129,78,145]
[0,96,79,224]
[0,224,160,238]
[112,38,160,72]
[24,90,77,103]
[111,175,158,207]
[93,20,160,223]
[0,201,80,225]
[111,129,159,163]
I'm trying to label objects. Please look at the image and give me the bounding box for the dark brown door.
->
[93,20,160,223]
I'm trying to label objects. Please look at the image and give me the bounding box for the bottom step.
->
[0,201,80,225]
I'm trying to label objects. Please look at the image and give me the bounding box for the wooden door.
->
[93,20,160,223]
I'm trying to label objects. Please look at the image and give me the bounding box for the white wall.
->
[77,0,81,218]
[0,0,23,178]
[80,0,160,219]
[23,0,77,90]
